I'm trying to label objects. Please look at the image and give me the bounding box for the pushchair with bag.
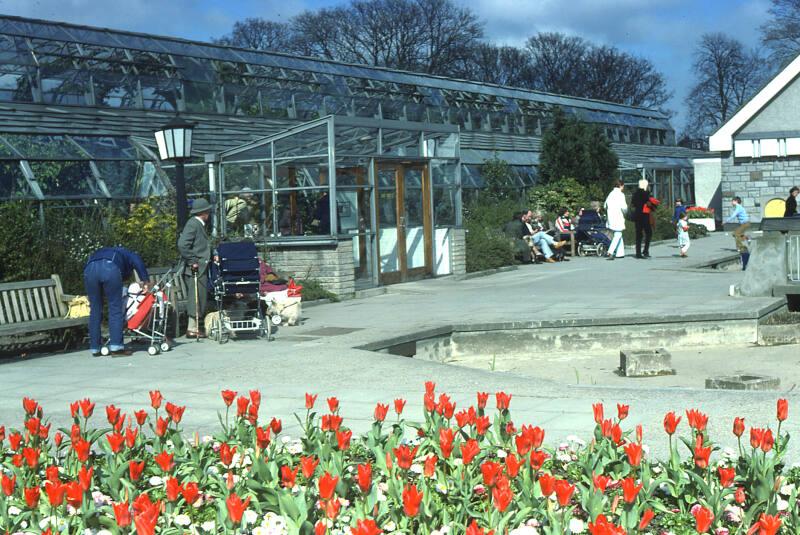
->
[208,240,272,343]
[575,209,612,257]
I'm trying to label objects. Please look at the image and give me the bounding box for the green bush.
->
[527,177,606,216]
[296,279,338,302]
[463,198,524,272]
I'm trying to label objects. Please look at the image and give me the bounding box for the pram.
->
[575,210,612,257]
[99,271,174,356]
[209,240,273,343]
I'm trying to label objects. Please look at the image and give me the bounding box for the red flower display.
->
[129,460,145,482]
[539,473,555,497]
[460,439,480,465]
[592,402,604,424]
[686,409,708,431]
[154,450,174,472]
[221,390,237,407]
[617,403,629,420]
[394,398,406,415]
[305,393,317,409]
[554,479,575,507]
[495,391,512,411]
[113,501,131,528]
[318,471,339,500]
[692,505,714,533]
[226,492,251,525]
[621,477,642,503]
[357,462,372,492]
[402,483,423,517]
[733,416,745,437]
[393,444,418,470]
[624,442,643,466]
[718,466,736,488]
[374,403,389,422]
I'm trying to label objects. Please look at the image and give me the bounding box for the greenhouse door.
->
[376,163,433,285]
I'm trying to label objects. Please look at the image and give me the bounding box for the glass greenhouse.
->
[0,15,706,288]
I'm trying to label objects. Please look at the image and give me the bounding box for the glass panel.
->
[40,67,91,105]
[336,188,371,233]
[70,136,136,159]
[381,100,405,120]
[3,134,84,159]
[323,94,350,116]
[335,127,378,156]
[426,134,458,159]
[0,136,20,158]
[382,129,420,157]
[140,76,179,111]
[295,92,324,120]
[261,87,292,119]
[224,84,260,116]
[276,188,331,236]
[404,168,425,270]
[222,162,268,191]
[163,164,209,195]
[95,160,140,197]
[276,160,328,188]
[274,125,328,159]
[29,160,98,196]
[353,96,379,118]
[335,162,369,187]
[182,80,217,113]
[377,168,399,274]
[0,63,34,102]
[433,188,457,227]
[223,190,264,238]
[92,70,139,109]
[0,161,31,199]
[431,161,457,185]
[405,102,426,122]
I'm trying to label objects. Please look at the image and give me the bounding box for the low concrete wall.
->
[266,240,355,298]
[740,233,788,297]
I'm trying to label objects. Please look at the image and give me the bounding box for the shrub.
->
[463,198,524,273]
[527,177,605,216]
[296,278,338,302]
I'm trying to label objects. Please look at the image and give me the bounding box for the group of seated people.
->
[503,208,569,264]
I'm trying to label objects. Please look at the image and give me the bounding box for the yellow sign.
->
[764,198,786,218]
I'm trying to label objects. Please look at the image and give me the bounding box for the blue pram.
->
[209,240,271,342]
[575,210,612,257]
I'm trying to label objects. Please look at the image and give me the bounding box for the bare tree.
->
[526,33,588,96]
[454,43,535,87]
[213,18,292,52]
[415,0,483,74]
[686,33,767,136]
[761,0,800,65]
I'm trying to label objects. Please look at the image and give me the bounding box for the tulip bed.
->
[0,384,795,535]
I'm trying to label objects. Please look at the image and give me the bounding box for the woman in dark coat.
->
[785,187,799,217]
[631,179,653,258]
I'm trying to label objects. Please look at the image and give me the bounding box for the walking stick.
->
[193,269,200,342]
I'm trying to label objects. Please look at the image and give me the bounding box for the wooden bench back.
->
[0,275,68,324]
[136,267,187,306]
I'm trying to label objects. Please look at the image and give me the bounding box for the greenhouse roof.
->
[0,15,668,121]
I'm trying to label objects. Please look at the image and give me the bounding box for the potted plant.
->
[686,206,716,231]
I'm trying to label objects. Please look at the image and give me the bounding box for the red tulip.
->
[247,404,259,425]
[756,513,782,535]
[777,398,788,422]
[8,431,21,451]
[22,447,39,469]
[466,519,495,535]
[221,390,237,407]
[149,390,162,409]
[694,440,712,469]
[219,443,236,466]
[25,417,40,435]
[270,417,282,435]
[424,391,435,412]
[624,442,643,466]
[2,474,15,496]
[22,397,38,415]
[321,496,341,520]
[113,501,131,528]
[78,465,93,491]
[539,472,555,496]
[315,521,327,535]
[592,402,604,424]
[129,460,145,482]
[425,381,436,395]
[352,518,384,535]
[481,461,503,487]
[492,477,513,511]
[495,391,512,410]
[554,479,575,507]
[305,393,317,409]
[166,402,185,424]
[476,416,490,436]
[530,449,548,471]
[460,439,480,465]
[133,497,160,535]
[165,477,181,502]
[718,466,736,487]
[78,398,95,418]
[281,465,299,488]
[44,480,66,507]
[374,403,389,422]
[438,428,455,459]
[735,486,746,503]
[505,453,522,478]
[639,508,655,530]
[45,465,59,483]
[621,477,642,503]
[455,409,472,429]
[327,396,339,412]
[423,455,438,477]
[182,481,199,506]
[761,429,775,452]
[318,472,339,501]
[0,425,5,442]
[321,414,343,432]
[393,444,418,470]
[733,417,745,437]
[592,473,611,493]
[336,429,352,451]
[236,396,249,417]
[394,398,406,415]
[356,462,372,492]
[65,481,83,508]
[154,451,174,472]
[588,514,626,535]
[751,427,764,449]
[249,389,261,408]
[53,432,63,447]
[24,486,40,508]
[300,456,319,479]
[125,426,138,449]
[106,432,125,454]
[402,483,423,517]
[226,493,251,525]
[692,505,714,533]
[134,410,148,426]
[476,391,489,409]
[617,403,630,420]
[106,404,121,425]
[611,423,622,445]
[686,409,708,431]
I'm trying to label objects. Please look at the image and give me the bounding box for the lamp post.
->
[155,116,195,229]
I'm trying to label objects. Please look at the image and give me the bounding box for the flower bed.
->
[686,207,716,232]
[0,385,794,534]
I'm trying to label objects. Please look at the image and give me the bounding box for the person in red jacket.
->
[631,179,660,259]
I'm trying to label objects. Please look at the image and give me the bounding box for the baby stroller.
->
[575,210,612,257]
[209,240,272,343]
[100,271,174,356]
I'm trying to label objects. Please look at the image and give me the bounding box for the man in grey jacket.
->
[178,198,212,337]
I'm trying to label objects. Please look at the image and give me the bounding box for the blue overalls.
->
[83,247,148,354]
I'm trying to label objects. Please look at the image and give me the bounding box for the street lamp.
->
[155,115,195,229]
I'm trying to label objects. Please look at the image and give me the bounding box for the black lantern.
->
[155,116,195,228]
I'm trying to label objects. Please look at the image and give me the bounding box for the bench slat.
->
[45,287,59,318]
[25,289,38,320]
[16,290,30,322]
[1,292,13,323]
[31,288,44,320]
[38,287,52,318]
[0,317,88,336]
[0,279,57,291]
[9,290,21,322]
[0,293,6,324]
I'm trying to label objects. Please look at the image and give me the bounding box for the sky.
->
[0,0,774,131]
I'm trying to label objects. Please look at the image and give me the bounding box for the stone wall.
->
[450,228,466,276]
[720,153,800,221]
[265,240,355,299]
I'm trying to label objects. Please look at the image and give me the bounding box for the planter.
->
[759,323,800,345]
[688,217,716,231]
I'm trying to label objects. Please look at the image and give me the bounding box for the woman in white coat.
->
[604,180,628,260]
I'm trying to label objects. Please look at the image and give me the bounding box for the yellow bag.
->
[65,296,91,319]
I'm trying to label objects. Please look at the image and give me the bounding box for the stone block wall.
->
[265,240,355,299]
[721,153,800,221]
[450,228,466,276]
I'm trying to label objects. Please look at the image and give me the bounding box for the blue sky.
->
[1,0,772,131]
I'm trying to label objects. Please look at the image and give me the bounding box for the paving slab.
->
[0,233,795,461]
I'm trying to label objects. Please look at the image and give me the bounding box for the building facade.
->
[0,15,702,295]
[709,53,800,221]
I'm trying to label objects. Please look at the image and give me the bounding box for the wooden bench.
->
[135,267,187,337]
[0,275,88,351]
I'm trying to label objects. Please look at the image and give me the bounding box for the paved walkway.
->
[1,233,796,459]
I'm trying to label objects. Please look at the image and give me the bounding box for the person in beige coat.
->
[178,199,212,337]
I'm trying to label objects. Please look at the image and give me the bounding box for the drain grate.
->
[300,327,363,337]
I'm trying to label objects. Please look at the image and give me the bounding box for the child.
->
[677,212,690,257]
